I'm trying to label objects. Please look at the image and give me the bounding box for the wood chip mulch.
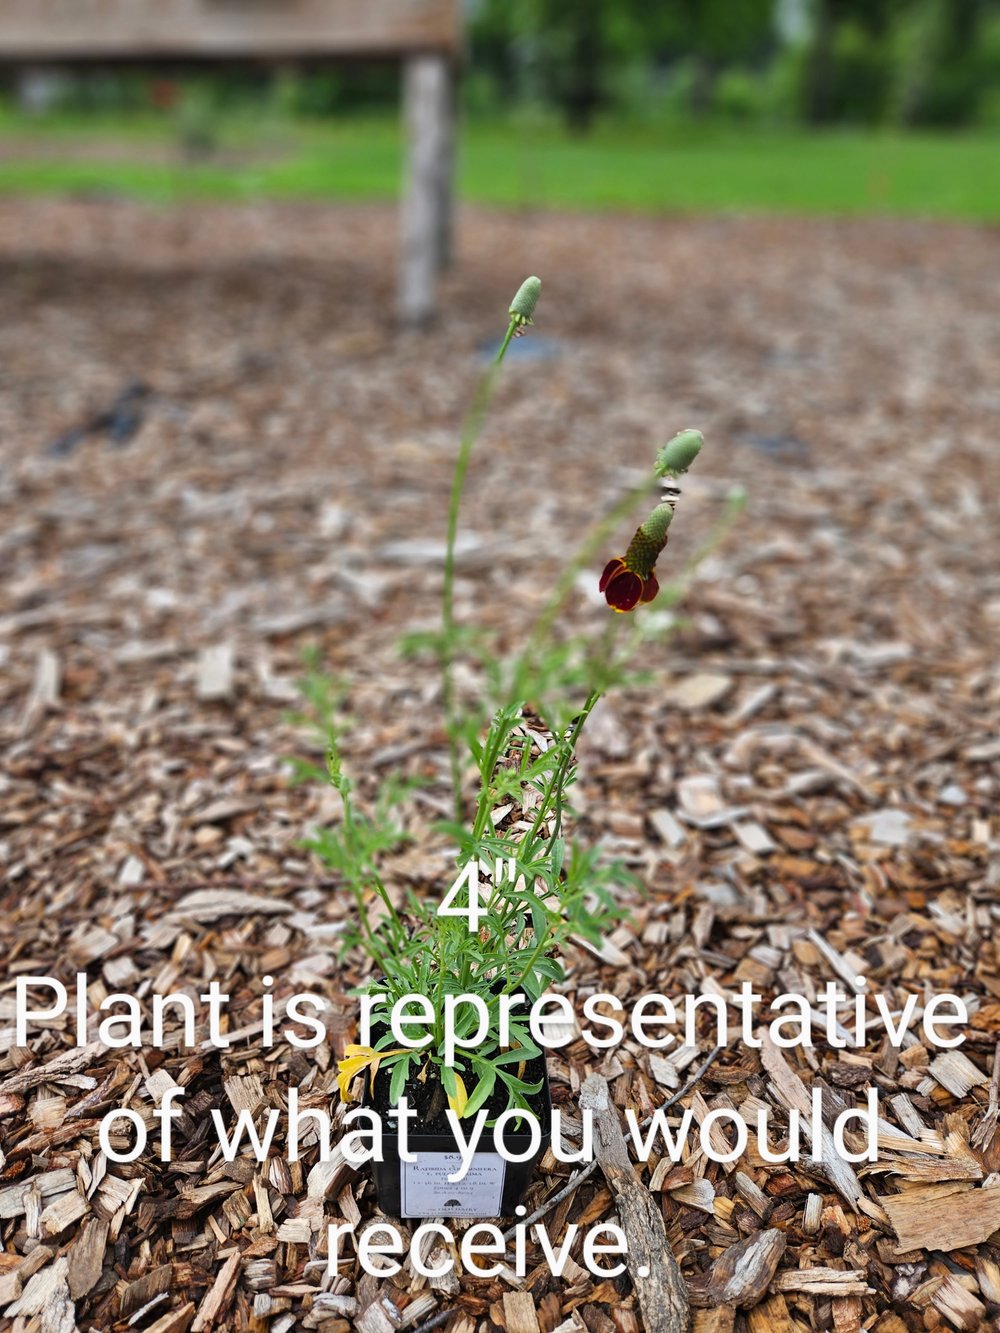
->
[0,198,998,1333]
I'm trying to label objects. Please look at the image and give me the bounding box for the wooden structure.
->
[0,0,460,323]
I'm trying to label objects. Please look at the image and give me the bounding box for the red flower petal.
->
[639,570,660,604]
[605,569,643,612]
[599,557,625,593]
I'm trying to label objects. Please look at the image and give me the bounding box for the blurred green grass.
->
[0,112,997,220]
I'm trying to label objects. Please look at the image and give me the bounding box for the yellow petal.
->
[447,1072,468,1118]
[336,1047,411,1104]
[336,1056,369,1103]
[336,1064,358,1103]
[337,1056,370,1079]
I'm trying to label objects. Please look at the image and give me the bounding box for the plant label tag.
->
[400,1153,506,1218]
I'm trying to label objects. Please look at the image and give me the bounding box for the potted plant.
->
[301,277,708,1220]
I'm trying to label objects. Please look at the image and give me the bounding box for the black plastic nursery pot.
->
[363,1060,553,1220]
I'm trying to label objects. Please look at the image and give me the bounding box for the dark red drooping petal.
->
[605,568,643,612]
[599,557,625,593]
[639,570,660,604]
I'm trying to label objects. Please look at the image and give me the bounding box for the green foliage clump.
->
[301,685,628,1120]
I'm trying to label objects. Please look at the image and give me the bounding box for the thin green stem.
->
[495,318,518,364]
[528,687,601,847]
[442,317,519,819]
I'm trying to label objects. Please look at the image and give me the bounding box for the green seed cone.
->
[656,429,703,478]
[639,502,674,545]
[626,505,673,577]
[509,275,541,323]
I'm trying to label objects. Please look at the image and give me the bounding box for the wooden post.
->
[398,52,455,326]
[433,60,456,272]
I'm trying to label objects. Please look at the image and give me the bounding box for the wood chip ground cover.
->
[0,199,998,1332]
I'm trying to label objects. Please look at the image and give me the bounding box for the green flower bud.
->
[509,275,541,326]
[656,429,703,478]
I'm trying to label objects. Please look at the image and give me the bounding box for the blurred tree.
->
[665,0,776,64]
[540,0,604,131]
[802,0,893,122]
[653,0,775,113]
[468,0,774,128]
[801,0,995,125]
[472,0,1000,129]
[891,0,991,125]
